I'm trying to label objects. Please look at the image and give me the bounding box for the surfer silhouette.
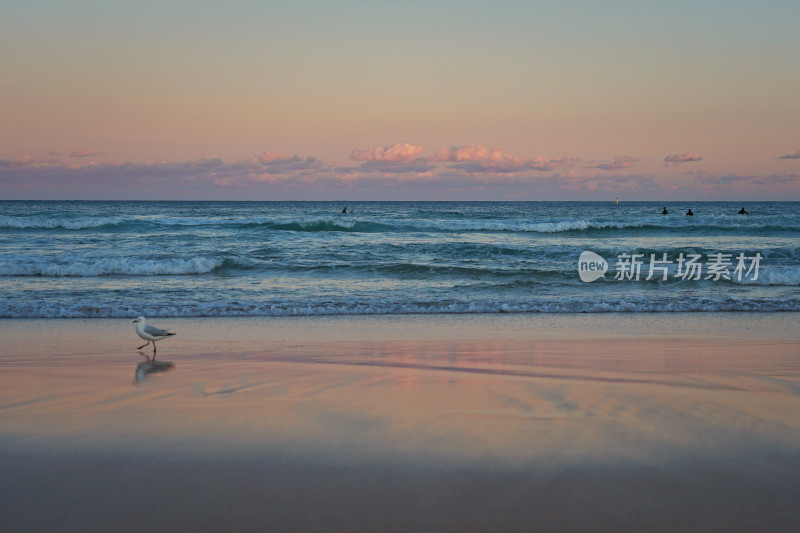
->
[686,209,694,216]
[661,207,668,215]
[738,207,749,215]
[342,207,348,213]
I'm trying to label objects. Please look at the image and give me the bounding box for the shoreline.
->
[0,311,800,342]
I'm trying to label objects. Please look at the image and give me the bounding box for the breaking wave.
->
[4,212,799,235]
[2,296,799,318]
[732,267,800,286]
[0,215,120,230]
[0,257,224,277]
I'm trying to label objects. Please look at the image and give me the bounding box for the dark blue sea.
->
[1,201,798,318]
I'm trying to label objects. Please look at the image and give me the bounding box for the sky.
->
[2,0,799,200]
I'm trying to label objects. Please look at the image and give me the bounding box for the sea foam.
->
[2,296,799,318]
[0,215,120,230]
[0,256,223,276]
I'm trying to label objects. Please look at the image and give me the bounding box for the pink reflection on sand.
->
[2,331,800,465]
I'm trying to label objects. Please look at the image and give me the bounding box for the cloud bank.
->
[778,149,800,160]
[2,144,798,200]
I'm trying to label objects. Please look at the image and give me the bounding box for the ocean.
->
[1,200,798,318]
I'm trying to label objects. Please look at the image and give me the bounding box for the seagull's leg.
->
[137,341,150,350]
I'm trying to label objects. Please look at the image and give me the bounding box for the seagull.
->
[132,316,175,357]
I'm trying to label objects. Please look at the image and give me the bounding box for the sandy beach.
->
[2,313,800,532]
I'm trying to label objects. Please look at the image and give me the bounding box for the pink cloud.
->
[591,155,641,171]
[778,149,800,160]
[444,149,577,174]
[349,143,423,162]
[664,152,703,163]
[431,145,527,165]
[433,145,576,173]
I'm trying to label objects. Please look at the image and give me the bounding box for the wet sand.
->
[2,314,800,532]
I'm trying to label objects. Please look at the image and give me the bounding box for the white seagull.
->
[132,316,175,356]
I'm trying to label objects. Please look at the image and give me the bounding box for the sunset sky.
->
[2,0,799,200]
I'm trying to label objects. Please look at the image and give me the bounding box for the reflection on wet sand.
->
[135,360,175,384]
[2,336,798,463]
[1,317,800,532]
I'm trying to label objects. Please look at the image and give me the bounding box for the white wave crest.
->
[422,219,637,233]
[527,220,592,232]
[732,267,800,286]
[3,296,799,318]
[295,217,356,230]
[148,216,229,226]
[0,215,119,230]
[0,256,224,277]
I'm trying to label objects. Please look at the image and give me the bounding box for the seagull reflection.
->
[135,360,175,384]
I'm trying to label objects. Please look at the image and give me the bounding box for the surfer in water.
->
[738,207,749,215]
[342,207,348,214]
[661,207,668,215]
[686,209,694,216]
